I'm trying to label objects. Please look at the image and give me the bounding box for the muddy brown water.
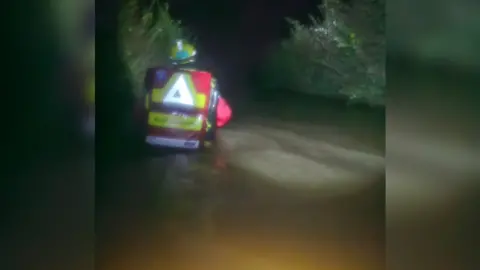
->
[96,94,386,270]
[3,93,386,270]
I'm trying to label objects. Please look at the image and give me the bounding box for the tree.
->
[262,0,385,106]
[119,0,193,97]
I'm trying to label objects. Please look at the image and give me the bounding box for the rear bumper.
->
[143,108,209,150]
[145,136,200,149]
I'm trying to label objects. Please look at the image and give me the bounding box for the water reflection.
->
[102,150,384,270]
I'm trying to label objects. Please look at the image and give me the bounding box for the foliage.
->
[119,0,192,97]
[262,0,385,106]
[389,0,480,69]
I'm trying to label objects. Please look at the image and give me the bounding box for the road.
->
[97,93,386,270]
[7,90,478,270]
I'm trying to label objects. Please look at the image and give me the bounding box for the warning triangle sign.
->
[163,75,194,106]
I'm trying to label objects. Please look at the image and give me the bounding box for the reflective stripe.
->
[195,93,206,108]
[148,112,203,131]
[151,88,164,103]
[146,136,200,149]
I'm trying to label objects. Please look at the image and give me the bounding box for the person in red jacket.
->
[141,39,232,150]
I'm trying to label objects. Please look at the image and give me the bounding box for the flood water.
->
[97,93,386,270]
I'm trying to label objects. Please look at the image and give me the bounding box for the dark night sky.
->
[160,0,322,95]
[167,0,321,46]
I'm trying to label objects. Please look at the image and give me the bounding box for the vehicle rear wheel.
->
[203,94,219,149]
[204,111,217,148]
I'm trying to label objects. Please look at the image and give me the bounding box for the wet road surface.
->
[6,86,478,270]
[97,94,386,270]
